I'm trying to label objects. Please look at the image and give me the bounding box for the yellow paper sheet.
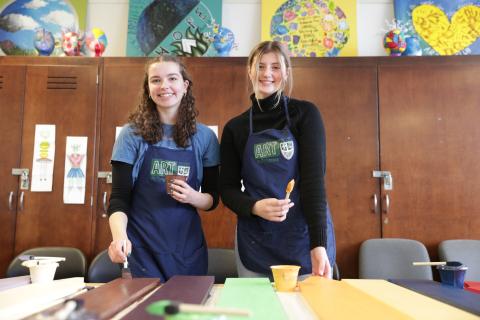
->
[299,277,412,320]
[344,279,479,320]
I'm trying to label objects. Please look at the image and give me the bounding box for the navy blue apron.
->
[238,97,336,275]
[127,140,207,282]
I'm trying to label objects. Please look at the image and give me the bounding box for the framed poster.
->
[127,0,222,57]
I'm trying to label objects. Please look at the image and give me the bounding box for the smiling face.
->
[148,61,189,111]
[249,51,289,99]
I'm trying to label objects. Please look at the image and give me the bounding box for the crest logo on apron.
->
[280,140,294,160]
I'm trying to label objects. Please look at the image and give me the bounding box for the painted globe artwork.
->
[62,31,81,56]
[270,0,349,57]
[0,0,79,55]
[383,29,407,56]
[84,27,108,56]
[213,26,234,57]
[33,28,54,56]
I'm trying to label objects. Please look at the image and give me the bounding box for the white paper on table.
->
[63,136,88,204]
[31,125,56,192]
[208,125,218,138]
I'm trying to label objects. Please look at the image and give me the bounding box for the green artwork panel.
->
[127,0,222,57]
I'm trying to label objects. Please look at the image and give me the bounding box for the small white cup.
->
[22,260,59,284]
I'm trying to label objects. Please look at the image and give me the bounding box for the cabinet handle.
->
[102,191,108,218]
[8,191,14,211]
[371,194,378,213]
[382,194,390,214]
[19,191,24,211]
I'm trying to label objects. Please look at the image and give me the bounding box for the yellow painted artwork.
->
[262,0,357,57]
[412,4,480,55]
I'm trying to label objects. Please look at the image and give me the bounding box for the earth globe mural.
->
[0,0,79,55]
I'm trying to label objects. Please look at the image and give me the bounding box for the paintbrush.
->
[285,179,295,199]
[121,239,132,279]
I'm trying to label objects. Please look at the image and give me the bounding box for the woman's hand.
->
[169,178,198,204]
[252,198,294,222]
[311,246,331,278]
[108,238,131,264]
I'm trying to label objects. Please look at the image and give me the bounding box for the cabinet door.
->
[14,64,98,258]
[186,58,250,248]
[93,59,146,255]
[0,65,25,276]
[379,58,480,260]
[292,60,381,278]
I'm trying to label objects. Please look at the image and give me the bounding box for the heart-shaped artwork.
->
[412,4,480,55]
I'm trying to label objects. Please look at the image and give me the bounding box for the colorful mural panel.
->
[394,0,480,55]
[127,0,222,57]
[262,0,357,57]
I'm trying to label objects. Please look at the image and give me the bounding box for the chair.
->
[207,248,237,284]
[87,249,122,283]
[6,247,87,280]
[359,238,433,280]
[438,240,480,281]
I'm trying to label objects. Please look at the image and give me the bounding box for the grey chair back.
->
[359,238,433,280]
[87,249,121,283]
[7,246,87,280]
[207,248,237,284]
[438,239,480,281]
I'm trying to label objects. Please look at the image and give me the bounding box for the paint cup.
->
[165,175,187,194]
[22,260,59,284]
[437,261,468,289]
[271,265,300,292]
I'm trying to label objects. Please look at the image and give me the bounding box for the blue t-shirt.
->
[112,123,219,184]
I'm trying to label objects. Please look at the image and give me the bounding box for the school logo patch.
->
[280,140,294,160]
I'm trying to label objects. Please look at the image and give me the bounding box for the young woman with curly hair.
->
[107,55,220,281]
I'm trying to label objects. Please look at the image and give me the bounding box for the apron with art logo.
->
[238,98,336,275]
[127,142,207,281]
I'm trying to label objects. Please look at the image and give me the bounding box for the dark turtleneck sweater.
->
[220,92,329,250]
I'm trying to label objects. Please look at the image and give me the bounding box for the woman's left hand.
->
[168,178,197,205]
[311,246,332,278]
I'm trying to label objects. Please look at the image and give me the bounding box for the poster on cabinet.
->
[31,124,55,192]
[63,136,87,204]
[261,0,358,57]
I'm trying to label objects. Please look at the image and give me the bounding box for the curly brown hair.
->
[128,55,198,148]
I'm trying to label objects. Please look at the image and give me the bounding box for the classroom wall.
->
[86,0,394,57]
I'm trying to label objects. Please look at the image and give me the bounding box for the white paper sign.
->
[63,136,88,204]
[31,125,56,192]
[115,126,123,140]
[208,125,218,138]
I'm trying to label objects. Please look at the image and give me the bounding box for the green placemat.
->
[216,278,288,320]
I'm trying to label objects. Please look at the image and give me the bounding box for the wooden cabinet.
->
[292,58,381,278]
[0,58,99,276]
[0,65,25,276]
[378,57,480,261]
[1,56,479,279]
